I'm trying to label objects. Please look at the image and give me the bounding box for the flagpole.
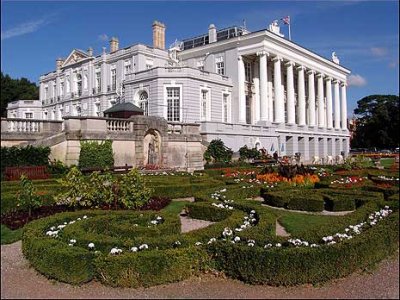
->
[288,22,291,41]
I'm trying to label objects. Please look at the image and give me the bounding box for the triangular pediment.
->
[62,49,90,67]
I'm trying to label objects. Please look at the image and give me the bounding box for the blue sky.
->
[1,0,399,116]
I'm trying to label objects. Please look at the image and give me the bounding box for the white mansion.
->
[7,20,351,161]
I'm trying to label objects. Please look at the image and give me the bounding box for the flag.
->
[281,16,290,25]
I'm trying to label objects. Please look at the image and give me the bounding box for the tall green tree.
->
[0,72,39,117]
[351,94,399,149]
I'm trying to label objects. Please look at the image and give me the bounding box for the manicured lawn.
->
[380,158,395,168]
[1,224,23,245]
[161,201,188,214]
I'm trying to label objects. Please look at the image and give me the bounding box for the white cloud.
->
[347,74,367,87]
[1,18,50,40]
[370,47,388,57]
[98,34,109,41]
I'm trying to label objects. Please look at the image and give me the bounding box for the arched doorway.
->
[143,129,161,166]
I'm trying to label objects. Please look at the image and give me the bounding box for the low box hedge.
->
[186,202,233,222]
[262,190,324,212]
[206,212,399,286]
[93,247,210,288]
[322,194,356,212]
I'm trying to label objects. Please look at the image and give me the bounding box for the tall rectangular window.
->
[60,82,64,97]
[124,61,132,79]
[222,93,230,123]
[25,112,33,119]
[245,62,252,82]
[167,87,180,122]
[216,57,225,75]
[44,86,48,100]
[111,69,117,91]
[200,89,209,121]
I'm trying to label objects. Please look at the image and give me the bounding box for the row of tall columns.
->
[237,53,348,130]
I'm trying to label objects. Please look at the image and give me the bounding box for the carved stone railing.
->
[7,119,42,132]
[106,119,131,132]
[1,118,63,134]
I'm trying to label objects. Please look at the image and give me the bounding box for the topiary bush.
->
[78,140,114,169]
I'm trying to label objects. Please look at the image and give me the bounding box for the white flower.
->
[88,243,95,249]
[139,244,149,250]
[195,242,203,246]
[110,247,122,255]
[234,236,241,242]
[248,243,255,247]
[174,241,181,246]
[275,243,282,247]
[208,238,217,244]
[250,210,256,214]
[50,226,56,230]
[57,224,66,229]
[130,247,138,252]
[83,215,88,219]
[68,243,74,246]
[68,220,76,225]
[70,239,76,244]
[264,243,273,248]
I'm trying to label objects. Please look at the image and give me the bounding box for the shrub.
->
[55,167,90,207]
[1,145,51,174]
[239,145,261,161]
[203,139,233,164]
[78,140,114,169]
[118,169,152,209]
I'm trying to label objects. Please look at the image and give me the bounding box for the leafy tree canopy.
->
[1,71,39,117]
[351,94,399,149]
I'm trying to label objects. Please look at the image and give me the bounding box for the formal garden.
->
[1,141,399,289]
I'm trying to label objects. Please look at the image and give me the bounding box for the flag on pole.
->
[281,16,290,25]
[281,16,291,40]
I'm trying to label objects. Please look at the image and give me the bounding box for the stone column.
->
[297,66,306,126]
[253,60,260,122]
[273,56,284,123]
[285,61,295,124]
[341,82,348,130]
[307,70,316,126]
[333,80,340,129]
[317,73,325,127]
[238,55,246,123]
[325,77,333,128]
[258,51,269,122]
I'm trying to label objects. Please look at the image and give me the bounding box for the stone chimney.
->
[87,47,93,56]
[208,24,217,43]
[152,21,166,50]
[56,58,64,69]
[109,37,119,53]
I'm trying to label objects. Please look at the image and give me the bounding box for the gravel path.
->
[180,215,215,233]
[275,220,291,237]
[1,241,398,299]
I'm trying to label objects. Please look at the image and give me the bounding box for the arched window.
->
[139,91,149,116]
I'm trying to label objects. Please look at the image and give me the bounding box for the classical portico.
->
[236,51,349,131]
[233,38,350,161]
